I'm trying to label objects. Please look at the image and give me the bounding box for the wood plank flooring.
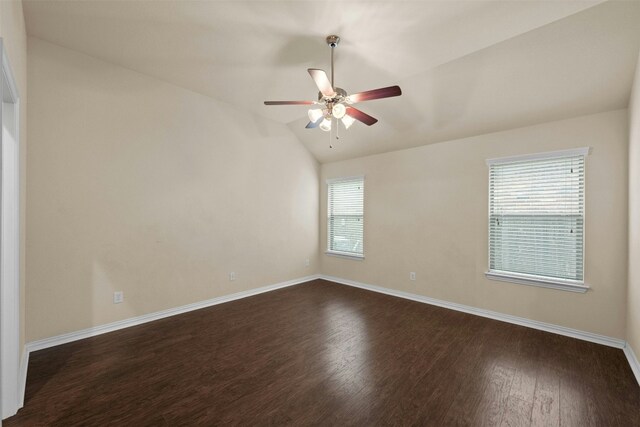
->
[6,279,640,426]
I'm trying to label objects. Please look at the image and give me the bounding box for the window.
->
[485,148,590,292]
[327,177,364,258]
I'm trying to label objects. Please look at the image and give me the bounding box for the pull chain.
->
[329,117,333,149]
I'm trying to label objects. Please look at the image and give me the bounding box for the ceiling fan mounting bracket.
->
[326,35,340,48]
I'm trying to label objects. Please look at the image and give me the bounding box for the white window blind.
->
[327,177,364,258]
[488,150,587,286]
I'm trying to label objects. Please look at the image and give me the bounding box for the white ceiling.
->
[23,1,640,163]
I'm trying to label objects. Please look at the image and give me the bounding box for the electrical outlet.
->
[229,272,236,281]
[113,291,124,304]
[410,272,416,281]
[305,258,310,267]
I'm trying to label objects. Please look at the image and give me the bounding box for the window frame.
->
[484,148,591,293]
[326,176,365,260]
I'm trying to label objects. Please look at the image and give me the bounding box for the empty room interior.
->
[2,0,640,425]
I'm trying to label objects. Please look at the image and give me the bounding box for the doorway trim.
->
[0,38,22,419]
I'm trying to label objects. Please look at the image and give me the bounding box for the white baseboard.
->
[18,348,29,407]
[320,275,627,349]
[26,274,321,353]
[624,343,640,386]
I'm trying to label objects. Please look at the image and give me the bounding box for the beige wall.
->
[26,38,319,341]
[0,0,27,357]
[321,110,628,339]
[628,53,640,356]
[22,28,636,347]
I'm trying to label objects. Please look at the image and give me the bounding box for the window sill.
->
[325,251,364,261]
[485,271,589,293]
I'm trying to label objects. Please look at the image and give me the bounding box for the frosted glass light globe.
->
[308,108,324,123]
[332,103,346,119]
[341,115,356,129]
[319,118,332,132]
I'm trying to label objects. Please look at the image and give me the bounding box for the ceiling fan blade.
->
[346,107,378,126]
[308,69,335,97]
[348,85,402,103]
[264,100,315,105]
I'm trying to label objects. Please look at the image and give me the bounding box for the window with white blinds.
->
[487,148,589,291]
[327,177,364,258]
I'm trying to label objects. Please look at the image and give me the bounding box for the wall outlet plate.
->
[113,291,124,304]
[229,272,236,281]
[410,272,416,281]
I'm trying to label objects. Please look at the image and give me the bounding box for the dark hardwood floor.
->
[6,279,640,426]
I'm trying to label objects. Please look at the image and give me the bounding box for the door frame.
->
[0,38,22,420]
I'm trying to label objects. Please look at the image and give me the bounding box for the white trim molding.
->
[324,251,365,261]
[26,275,320,353]
[18,349,28,407]
[320,275,625,349]
[624,344,640,386]
[0,38,22,420]
[485,271,589,293]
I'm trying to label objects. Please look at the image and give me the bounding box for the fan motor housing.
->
[318,87,347,102]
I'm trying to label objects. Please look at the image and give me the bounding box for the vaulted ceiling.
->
[23,0,640,163]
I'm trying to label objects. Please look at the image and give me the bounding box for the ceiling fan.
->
[264,35,402,133]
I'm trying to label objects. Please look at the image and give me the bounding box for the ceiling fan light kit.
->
[308,108,324,123]
[332,103,346,119]
[319,118,332,132]
[264,35,402,145]
[341,114,356,129]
